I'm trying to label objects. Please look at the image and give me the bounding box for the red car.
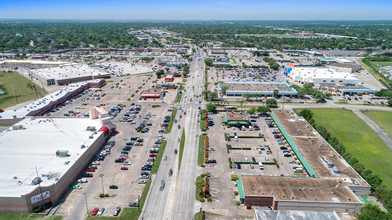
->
[149,153,157,157]
[86,168,95,172]
[91,207,99,216]
[190,98,192,102]
[184,111,186,115]
[121,167,128,170]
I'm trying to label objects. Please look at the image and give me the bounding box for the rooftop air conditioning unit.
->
[32,177,41,185]
[56,150,69,157]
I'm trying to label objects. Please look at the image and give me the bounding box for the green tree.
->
[247,107,257,115]
[257,106,271,113]
[156,69,164,78]
[266,98,277,108]
[357,204,392,220]
[206,104,217,112]
[299,109,313,121]
[204,58,214,66]
[388,98,392,107]
[221,86,229,95]
[273,89,279,97]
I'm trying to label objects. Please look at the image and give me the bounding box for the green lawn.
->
[200,112,206,129]
[363,111,392,139]
[151,140,167,174]
[198,134,206,166]
[368,61,392,69]
[310,108,392,188]
[178,129,186,170]
[87,179,151,220]
[0,214,62,220]
[0,71,47,109]
[164,108,178,134]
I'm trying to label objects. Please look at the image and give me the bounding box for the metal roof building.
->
[218,82,298,97]
[0,117,105,213]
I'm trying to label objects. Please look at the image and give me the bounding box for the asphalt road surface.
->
[142,52,205,220]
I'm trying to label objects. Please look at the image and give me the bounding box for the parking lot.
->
[52,71,180,216]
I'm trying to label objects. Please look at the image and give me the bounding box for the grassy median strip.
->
[175,92,183,103]
[200,112,206,129]
[178,129,186,170]
[151,140,167,174]
[198,134,206,166]
[164,108,178,134]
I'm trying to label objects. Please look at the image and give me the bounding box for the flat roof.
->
[254,209,340,220]
[287,67,360,82]
[242,175,361,203]
[225,112,249,122]
[0,117,103,197]
[0,79,103,120]
[219,82,297,94]
[0,60,67,65]
[273,111,368,185]
[31,64,108,80]
[141,88,163,95]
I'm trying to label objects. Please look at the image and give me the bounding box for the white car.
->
[97,207,105,216]
[92,161,100,165]
[244,158,248,162]
[123,161,131,165]
[138,180,147,184]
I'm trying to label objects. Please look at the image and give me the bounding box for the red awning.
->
[99,126,109,136]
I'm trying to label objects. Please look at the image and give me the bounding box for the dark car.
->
[128,202,139,207]
[82,173,93,178]
[109,185,118,189]
[150,149,159,153]
[113,207,121,216]
[126,141,134,146]
[208,159,217,163]
[237,163,241,169]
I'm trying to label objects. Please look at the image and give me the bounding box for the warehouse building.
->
[218,82,298,97]
[0,117,111,213]
[30,64,110,85]
[284,66,361,86]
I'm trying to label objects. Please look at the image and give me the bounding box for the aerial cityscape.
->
[0,1,392,220]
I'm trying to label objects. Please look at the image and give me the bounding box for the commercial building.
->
[165,74,174,82]
[0,79,106,124]
[237,110,370,214]
[30,64,110,85]
[223,111,251,126]
[0,117,111,213]
[140,88,165,99]
[218,82,298,97]
[253,208,340,220]
[284,66,361,86]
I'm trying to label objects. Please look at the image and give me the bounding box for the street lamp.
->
[99,174,105,196]
[83,192,89,216]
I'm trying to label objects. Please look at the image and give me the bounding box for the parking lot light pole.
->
[83,192,89,216]
[99,174,104,196]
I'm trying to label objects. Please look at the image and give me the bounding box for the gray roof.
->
[254,209,340,220]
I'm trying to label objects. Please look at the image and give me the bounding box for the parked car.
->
[123,161,131,165]
[109,185,118,189]
[138,180,147,184]
[129,203,139,207]
[208,159,217,163]
[86,168,95,172]
[113,207,121,216]
[97,207,105,216]
[91,207,99,216]
[120,167,128,170]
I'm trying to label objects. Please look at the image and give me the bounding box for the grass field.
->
[178,129,185,170]
[151,140,167,174]
[0,214,62,220]
[368,61,392,69]
[310,108,392,188]
[363,111,392,139]
[198,134,206,166]
[0,71,46,109]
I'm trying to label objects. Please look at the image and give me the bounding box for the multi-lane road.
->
[142,52,205,220]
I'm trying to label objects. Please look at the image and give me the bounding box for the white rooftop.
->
[288,67,360,84]
[0,60,67,65]
[31,64,108,80]
[0,117,103,197]
[0,79,102,119]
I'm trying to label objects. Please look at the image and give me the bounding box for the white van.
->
[241,126,246,131]
[249,126,253,131]
[235,136,238,141]
[78,178,88,183]
[258,162,264,170]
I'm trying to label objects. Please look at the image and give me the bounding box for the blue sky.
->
[1,0,391,20]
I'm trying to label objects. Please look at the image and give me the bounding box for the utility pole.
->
[83,193,89,216]
[99,174,104,196]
